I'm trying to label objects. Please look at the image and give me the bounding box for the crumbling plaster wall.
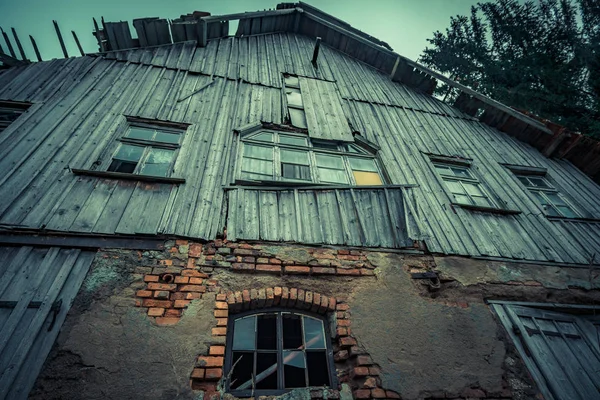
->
[31,241,600,400]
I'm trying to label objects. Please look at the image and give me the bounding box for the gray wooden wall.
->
[0,33,598,264]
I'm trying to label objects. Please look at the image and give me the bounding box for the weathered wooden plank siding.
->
[0,32,599,264]
[227,187,411,248]
[0,246,95,400]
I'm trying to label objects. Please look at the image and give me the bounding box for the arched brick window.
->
[224,309,336,396]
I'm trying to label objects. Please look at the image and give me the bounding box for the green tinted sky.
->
[0,0,480,62]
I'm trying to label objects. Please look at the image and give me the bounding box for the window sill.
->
[72,169,185,184]
[547,215,600,223]
[452,203,521,215]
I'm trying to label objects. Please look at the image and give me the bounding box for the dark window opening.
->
[0,101,31,133]
[225,310,335,396]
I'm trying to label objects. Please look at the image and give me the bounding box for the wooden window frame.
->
[237,130,386,186]
[0,100,31,133]
[283,74,308,130]
[223,308,337,397]
[514,174,581,219]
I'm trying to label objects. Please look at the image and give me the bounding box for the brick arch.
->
[224,286,337,314]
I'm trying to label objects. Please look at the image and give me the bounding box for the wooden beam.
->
[0,233,165,250]
[11,27,26,60]
[0,27,16,58]
[0,51,26,67]
[53,20,68,58]
[71,30,85,56]
[201,8,297,23]
[29,36,42,61]
[311,36,321,67]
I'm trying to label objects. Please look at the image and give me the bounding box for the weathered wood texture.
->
[0,34,599,264]
[227,187,412,248]
[0,246,95,400]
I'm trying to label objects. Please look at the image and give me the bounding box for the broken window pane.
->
[529,177,551,188]
[108,144,144,173]
[257,314,277,350]
[283,313,303,349]
[303,317,326,349]
[284,350,306,388]
[255,353,278,389]
[139,148,175,177]
[307,352,330,386]
[233,316,256,350]
[286,88,303,108]
[230,352,254,389]
[285,75,300,88]
[289,108,308,129]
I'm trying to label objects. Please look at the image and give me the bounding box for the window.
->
[225,310,335,396]
[105,123,184,177]
[515,174,579,218]
[284,75,307,129]
[238,130,385,186]
[433,162,495,208]
[0,101,30,133]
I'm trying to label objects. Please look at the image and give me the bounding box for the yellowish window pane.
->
[353,171,382,186]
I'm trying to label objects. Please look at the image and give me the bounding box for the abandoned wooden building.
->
[0,3,599,400]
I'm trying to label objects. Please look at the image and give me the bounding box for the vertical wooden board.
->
[69,180,118,233]
[277,190,298,242]
[297,190,323,244]
[88,180,136,235]
[335,190,363,246]
[0,248,51,301]
[258,191,279,241]
[44,178,96,231]
[135,183,174,235]
[242,189,260,240]
[114,182,154,235]
[315,190,343,245]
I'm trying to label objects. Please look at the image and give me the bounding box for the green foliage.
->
[421,0,600,138]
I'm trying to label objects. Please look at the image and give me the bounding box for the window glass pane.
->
[250,132,274,143]
[434,165,452,176]
[114,144,144,162]
[108,160,137,174]
[282,164,311,181]
[286,87,303,108]
[544,204,561,217]
[312,141,340,151]
[349,157,377,172]
[154,130,180,144]
[244,144,273,160]
[532,191,550,206]
[139,148,175,176]
[353,171,383,186]
[233,316,256,350]
[463,182,484,197]
[126,127,155,141]
[230,352,254,390]
[283,313,303,349]
[283,350,306,388]
[316,154,344,169]
[528,177,551,188]
[280,134,308,147]
[546,192,568,207]
[344,144,366,154]
[307,352,330,387]
[319,168,349,184]
[303,317,325,349]
[242,159,273,177]
[289,108,308,129]
[557,205,578,218]
[450,167,471,178]
[444,180,465,194]
[257,314,277,350]
[517,176,532,187]
[285,75,300,88]
[255,353,278,389]
[453,194,472,204]
[281,149,309,165]
[473,196,493,207]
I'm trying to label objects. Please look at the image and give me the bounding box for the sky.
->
[0,0,481,62]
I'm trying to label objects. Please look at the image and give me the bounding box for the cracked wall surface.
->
[30,241,600,400]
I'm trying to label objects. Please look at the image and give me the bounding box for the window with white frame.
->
[515,174,579,218]
[433,162,496,208]
[104,123,185,177]
[284,75,308,129]
[238,130,384,186]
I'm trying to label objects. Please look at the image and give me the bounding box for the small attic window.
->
[0,101,31,133]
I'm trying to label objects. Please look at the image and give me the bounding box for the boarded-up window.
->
[492,303,600,400]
